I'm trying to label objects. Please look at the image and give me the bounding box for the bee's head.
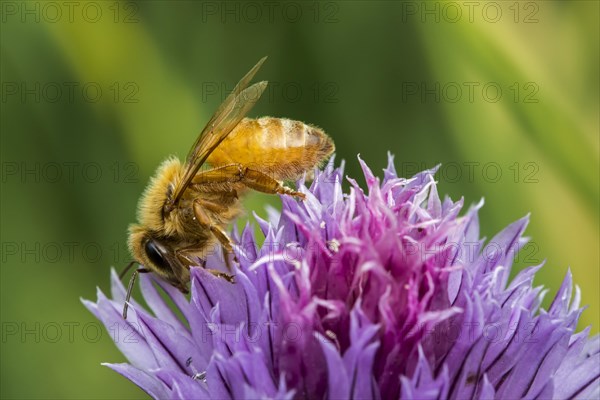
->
[127,225,190,293]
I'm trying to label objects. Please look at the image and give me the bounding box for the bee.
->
[121,57,335,318]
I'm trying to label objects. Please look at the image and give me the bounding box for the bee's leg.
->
[193,164,305,199]
[189,198,236,271]
[192,164,243,185]
[175,248,198,266]
[209,270,235,283]
[238,166,305,199]
[222,245,234,273]
[176,245,235,283]
[174,247,201,287]
[192,198,237,263]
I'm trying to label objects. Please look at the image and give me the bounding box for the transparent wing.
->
[169,57,268,206]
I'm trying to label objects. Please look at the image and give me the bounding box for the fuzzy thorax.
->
[136,157,184,234]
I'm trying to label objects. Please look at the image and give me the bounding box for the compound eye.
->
[144,239,168,270]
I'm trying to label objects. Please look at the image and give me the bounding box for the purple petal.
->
[476,374,495,400]
[318,333,350,399]
[136,310,204,373]
[96,292,158,370]
[154,368,210,399]
[139,273,191,337]
[103,363,169,399]
[190,267,251,325]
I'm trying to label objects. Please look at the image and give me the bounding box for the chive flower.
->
[83,155,599,399]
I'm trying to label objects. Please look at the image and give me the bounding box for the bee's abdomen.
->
[207,117,334,181]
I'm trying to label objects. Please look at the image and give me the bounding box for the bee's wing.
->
[170,57,268,206]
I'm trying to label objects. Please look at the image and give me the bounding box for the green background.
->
[1,1,598,398]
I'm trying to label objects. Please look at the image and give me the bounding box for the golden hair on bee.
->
[121,57,335,319]
[132,157,183,236]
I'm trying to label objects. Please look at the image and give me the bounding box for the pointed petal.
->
[103,363,169,399]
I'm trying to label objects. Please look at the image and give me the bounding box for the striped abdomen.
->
[206,117,334,180]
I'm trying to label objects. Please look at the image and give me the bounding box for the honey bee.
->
[121,57,334,318]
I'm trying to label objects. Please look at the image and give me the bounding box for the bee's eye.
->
[144,239,167,269]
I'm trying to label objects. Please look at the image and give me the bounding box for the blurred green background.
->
[1,1,598,398]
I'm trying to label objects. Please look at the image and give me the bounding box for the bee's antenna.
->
[122,267,149,319]
[119,260,137,280]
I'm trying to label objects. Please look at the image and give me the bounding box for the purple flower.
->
[83,155,599,399]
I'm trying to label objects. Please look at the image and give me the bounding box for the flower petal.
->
[103,363,169,399]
